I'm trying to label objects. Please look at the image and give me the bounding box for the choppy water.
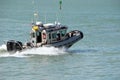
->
[0,0,120,80]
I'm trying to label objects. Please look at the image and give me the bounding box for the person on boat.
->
[57,33,61,40]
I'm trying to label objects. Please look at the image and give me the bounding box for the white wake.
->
[0,44,67,57]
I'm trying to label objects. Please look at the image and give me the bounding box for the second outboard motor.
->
[6,40,23,53]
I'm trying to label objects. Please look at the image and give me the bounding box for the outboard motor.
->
[6,40,23,53]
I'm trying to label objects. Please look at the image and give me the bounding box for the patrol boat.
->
[6,21,83,53]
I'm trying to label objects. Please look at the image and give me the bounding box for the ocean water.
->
[0,0,120,80]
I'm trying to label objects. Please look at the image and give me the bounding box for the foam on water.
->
[21,46,67,55]
[0,44,67,57]
[0,44,7,50]
[0,44,7,53]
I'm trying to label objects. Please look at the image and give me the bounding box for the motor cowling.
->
[6,40,23,53]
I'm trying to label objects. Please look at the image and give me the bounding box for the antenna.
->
[32,0,39,23]
[44,13,47,23]
[55,14,59,24]
[33,11,39,23]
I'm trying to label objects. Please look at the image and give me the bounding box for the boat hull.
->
[47,30,83,48]
[6,30,83,53]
